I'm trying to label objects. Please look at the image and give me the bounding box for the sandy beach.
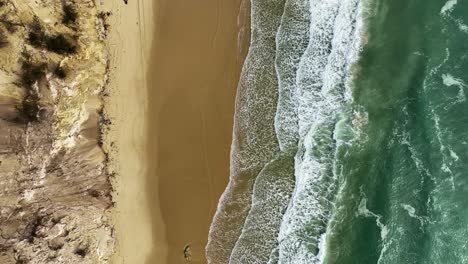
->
[146,0,250,263]
[107,0,250,263]
[103,0,157,263]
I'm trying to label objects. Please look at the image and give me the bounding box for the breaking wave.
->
[207,0,468,263]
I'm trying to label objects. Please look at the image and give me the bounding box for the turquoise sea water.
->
[207,0,468,263]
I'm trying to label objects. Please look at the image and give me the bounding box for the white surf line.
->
[206,0,285,263]
[228,0,312,262]
[277,0,362,263]
[277,1,341,262]
[315,0,370,262]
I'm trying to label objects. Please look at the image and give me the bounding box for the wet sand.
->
[146,0,250,263]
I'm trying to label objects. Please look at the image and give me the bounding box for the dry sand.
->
[103,0,158,263]
[107,0,250,263]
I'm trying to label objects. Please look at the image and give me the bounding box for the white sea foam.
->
[399,110,432,180]
[228,0,311,263]
[442,73,467,102]
[440,0,458,15]
[449,149,459,161]
[442,73,467,88]
[401,204,416,218]
[277,0,362,263]
[229,155,295,264]
[433,110,456,190]
[418,48,468,258]
[209,0,364,262]
[423,51,458,191]
[456,20,468,33]
[401,204,428,228]
[358,194,390,264]
[274,0,311,152]
[206,1,285,263]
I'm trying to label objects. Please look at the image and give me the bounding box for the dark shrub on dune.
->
[20,61,47,87]
[17,96,41,123]
[28,18,46,48]
[62,4,78,25]
[28,17,78,55]
[45,34,77,54]
[15,59,47,123]
[54,64,67,79]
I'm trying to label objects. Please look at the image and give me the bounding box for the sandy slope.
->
[0,1,114,263]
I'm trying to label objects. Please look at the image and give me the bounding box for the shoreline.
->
[146,0,250,263]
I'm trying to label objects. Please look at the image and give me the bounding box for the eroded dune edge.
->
[0,1,114,263]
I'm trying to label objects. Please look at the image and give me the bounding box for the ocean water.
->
[207,0,468,263]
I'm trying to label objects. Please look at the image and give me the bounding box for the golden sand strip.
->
[106,0,250,263]
[103,0,161,263]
